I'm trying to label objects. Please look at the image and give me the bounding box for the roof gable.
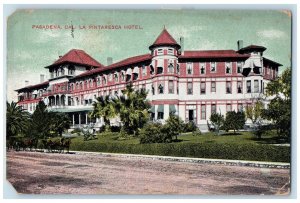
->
[149,28,180,49]
[45,49,103,68]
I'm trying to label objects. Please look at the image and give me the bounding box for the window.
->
[262,81,265,93]
[176,64,180,74]
[201,105,206,120]
[237,103,243,112]
[158,84,164,94]
[142,84,146,90]
[211,62,217,72]
[247,80,251,93]
[237,62,243,73]
[237,81,242,93]
[121,72,125,81]
[167,48,173,55]
[157,48,163,55]
[142,65,147,76]
[109,74,113,81]
[187,82,193,95]
[89,79,93,88]
[226,81,232,94]
[114,73,119,82]
[254,80,259,93]
[225,62,232,74]
[226,104,232,112]
[61,67,65,76]
[211,81,216,92]
[201,82,206,94]
[267,67,270,74]
[168,80,174,94]
[80,82,83,90]
[187,63,193,75]
[157,112,164,119]
[76,83,79,90]
[211,104,217,115]
[168,62,174,73]
[152,85,155,95]
[157,67,163,74]
[133,73,138,80]
[114,91,118,96]
[103,76,107,85]
[96,77,101,86]
[200,62,205,74]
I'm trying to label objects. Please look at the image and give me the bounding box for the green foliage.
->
[210,113,224,135]
[224,111,246,134]
[165,115,185,140]
[49,112,71,136]
[6,101,30,139]
[139,122,172,144]
[182,121,198,133]
[70,140,290,163]
[263,68,291,139]
[245,100,264,124]
[29,101,52,139]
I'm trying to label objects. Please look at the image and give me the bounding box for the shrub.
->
[139,123,172,144]
[182,121,198,133]
[69,141,290,163]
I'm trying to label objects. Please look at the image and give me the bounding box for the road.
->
[6,151,290,195]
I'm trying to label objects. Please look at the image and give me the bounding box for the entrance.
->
[188,110,194,121]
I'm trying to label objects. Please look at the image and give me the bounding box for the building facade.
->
[15,28,281,131]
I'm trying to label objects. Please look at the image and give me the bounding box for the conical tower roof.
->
[149,28,181,50]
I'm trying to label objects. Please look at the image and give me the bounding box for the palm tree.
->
[49,112,71,137]
[90,95,117,131]
[6,101,30,139]
[115,84,151,136]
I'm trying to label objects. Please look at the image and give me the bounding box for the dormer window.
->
[211,62,217,72]
[187,63,193,75]
[225,62,232,74]
[200,62,205,74]
[157,48,163,55]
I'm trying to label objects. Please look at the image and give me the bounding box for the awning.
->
[133,66,139,74]
[157,105,164,113]
[243,59,251,69]
[84,94,93,100]
[43,97,49,105]
[253,58,262,67]
[126,68,132,75]
[169,105,176,113]
[46,85,52,91]
[32,90,38,94]
[150,106,155,113]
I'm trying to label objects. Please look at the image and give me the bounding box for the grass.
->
[68,131,290,163]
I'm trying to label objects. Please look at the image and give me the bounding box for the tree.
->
[114,83,151,136]
[90,95,117,131]
[210,113,224,135]
[245,100,264,125]
[6,101,30,139]
[262,68,291,139]
[30,101,52,139]
[223,111,246,134]
[49,112,71,137]
[164,114,185,140]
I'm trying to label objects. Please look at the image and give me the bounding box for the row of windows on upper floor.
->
[50,65,76,79]
[152,80,264,95]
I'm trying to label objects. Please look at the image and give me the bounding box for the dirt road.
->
[6,151,290,195]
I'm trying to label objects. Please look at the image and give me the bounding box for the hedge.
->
[70,141,290,163]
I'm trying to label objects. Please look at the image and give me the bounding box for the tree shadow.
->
[220,132,242,136]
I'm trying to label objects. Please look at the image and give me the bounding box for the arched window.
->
[168,62,174,73]
[158,84,164,94]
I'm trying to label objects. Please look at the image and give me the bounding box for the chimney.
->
[25,80,29,87]
[237,40,243,50]
[59,55,62,58]
[107,57,113,66]
[179,37,184,55]
[40,74,45,83]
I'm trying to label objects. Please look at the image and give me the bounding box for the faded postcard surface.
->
[6,9,291,195]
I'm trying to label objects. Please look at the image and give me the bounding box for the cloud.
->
[256,29,286,39]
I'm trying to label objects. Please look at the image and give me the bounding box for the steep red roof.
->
[73,53,152,79]
[149,28,180,49]
[15,81,49,92]
[238,45,266,53]
[179,50,250,59]
[45,49,103,68]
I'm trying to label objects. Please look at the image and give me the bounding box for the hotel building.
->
[15,28,281,131]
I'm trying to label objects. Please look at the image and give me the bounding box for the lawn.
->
[69,131,290,163]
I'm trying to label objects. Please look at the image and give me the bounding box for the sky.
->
[6,9,291,102]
